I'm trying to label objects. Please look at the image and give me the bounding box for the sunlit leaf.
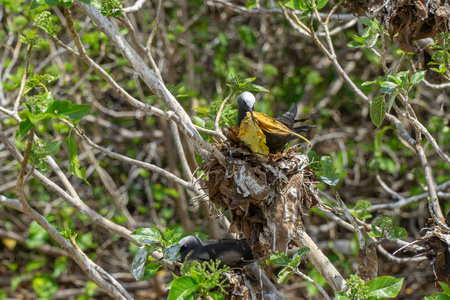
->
[131,227,162,244]
[367,276,404,298]
[253,111,311,145]
[238,112,269,156]
[370,95,386,127]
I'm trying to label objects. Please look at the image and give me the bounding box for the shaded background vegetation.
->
[0,0,449,299]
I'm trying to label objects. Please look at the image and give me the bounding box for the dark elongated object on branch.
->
[179,235,255,268]
[237,91,314,154]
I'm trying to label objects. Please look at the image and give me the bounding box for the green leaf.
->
[26,260,47,272]
[50,101,90,121]
[270,252,291,266]
[52,256,67,278]
[44,141,62,156]
[410,70,426,85]
[194,116,206,128]
[320,173,340,186]
[65,136,89,184]
[11,275,21,292]
[386,91,398,113]
[320,156,335,177]
[360,18,375,28]
[164,244,181,262]
[245,1,256,9]
[347,40,364,48]
[277,267,294,284]
[316,0,329,9]
[26,221,50,249]
[370,95,386,127]
[32,274,58,299]
[284,0,311,11]
[335,291,350,300]
[167,276,198,300]
[16,120,35,139]
[380,81,398,94]
[367,276,404,298]
[209,291,224,300]
[387,226,407,239]
[395,71,409,84]
[377,157,396,174]
[142,263,162,280]
[438,282,450,294]
[131,227,162,244]
[132,244,158,280]
[247,84,269,92]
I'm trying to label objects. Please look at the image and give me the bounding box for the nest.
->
[200,143,319,257]
[420,218,450,285]
[340,0,450,53]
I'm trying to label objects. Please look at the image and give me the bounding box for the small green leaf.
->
[247,84,269,92]
[320,156,335,177]
[360,18,375,27]
[26,260,47,272]
[194,116,206,128]
[26,221,50,249]
[410,70,426,85]
[32,274,58,299]
[65,136,89,184]
[388,226,407,239]
[167,276,198,300]
[142,263,162,280]
[245,1,256,9]
[290,247,310,268]
[316,0,329,9]
[380,81,398,94]
[132,244,158,280]
[277,267,294,284]
[44,141,62,156]
[51,101,90,121]
[370,95,386,127]
[164,244,181,262]
[367,276,404,298]
[270,252,291,266]
[335,291,350,300]
[131,227,162,244]
[387,91,398,113]
[16,120,35,139]
[347,40,364,48]
[320,173,340,186]
[11,275,21,292]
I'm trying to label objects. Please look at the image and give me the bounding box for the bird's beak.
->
[244,102,256,125]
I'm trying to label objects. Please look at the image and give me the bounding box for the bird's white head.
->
[237,92,256,111]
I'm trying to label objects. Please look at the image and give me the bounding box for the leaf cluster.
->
[336,275,404,300]
[370,216,407,240]
[270,248,310,284]
[363,70,426,127]
[130,227,183,280]
[168,260,230,300]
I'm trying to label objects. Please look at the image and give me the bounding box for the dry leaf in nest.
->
[237,113,270,156]
[201,145,319,257]
[236,111,311,157]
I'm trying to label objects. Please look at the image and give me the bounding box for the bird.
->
[236,91,314,154]
[178,235,255,268]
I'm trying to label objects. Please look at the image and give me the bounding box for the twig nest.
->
[201,144,319,257]
[340,0,450,52]
[420,219,450,284]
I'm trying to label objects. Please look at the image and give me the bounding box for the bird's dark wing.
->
[202,239,255,268]
[275,104,297,129]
